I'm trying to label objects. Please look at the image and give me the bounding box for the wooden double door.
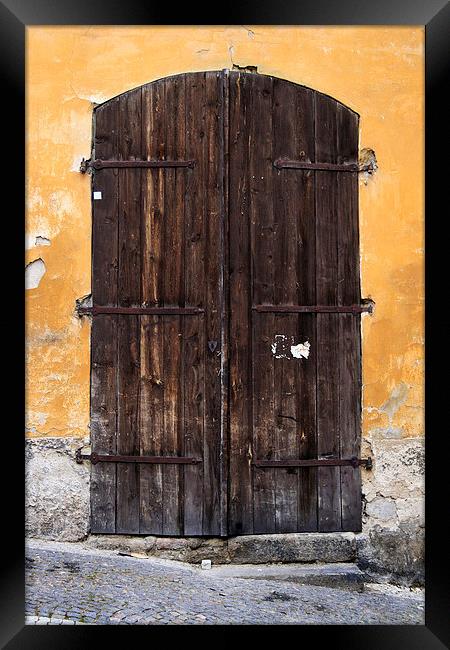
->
[89,70,364,536]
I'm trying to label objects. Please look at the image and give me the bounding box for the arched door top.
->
[88,68,364,537]
[94,69,359,120]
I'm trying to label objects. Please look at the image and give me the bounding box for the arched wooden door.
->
[87,70,366,536]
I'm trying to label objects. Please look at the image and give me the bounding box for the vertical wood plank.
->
[250,74,277,534]
[315,92,342,532]
[90,98,119,533]
[161,76,185,535]
[337,104,362,531]
[202,71,223,535]
[228,72,254,535]
[292,87,318,533]
[296,89,318,532]
[183,72,206,535]
[272,78,299,533]
[220,69,230,536]
[139,80,165,534]
[116,87,142,533]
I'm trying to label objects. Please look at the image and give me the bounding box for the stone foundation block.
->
[227,532,357,564]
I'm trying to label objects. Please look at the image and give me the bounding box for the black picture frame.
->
[3,0,448,646]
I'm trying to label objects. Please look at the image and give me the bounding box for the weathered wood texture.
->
[228,73,361,534]
[91,72,226,535]
[90,97,119,533]
[90,70,362,536]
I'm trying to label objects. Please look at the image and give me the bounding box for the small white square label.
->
[93,191,102,200]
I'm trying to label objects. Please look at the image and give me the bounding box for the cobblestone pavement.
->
[25,540,424,625]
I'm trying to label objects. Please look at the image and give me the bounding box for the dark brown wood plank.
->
[183,72,206,535]
[90,98,119,533]
[116,87,142,534]
[161,315,182,535]
[250,74,277,534]
[315,92,342,532]
[202,71,223,535]
[220,69,230,536]
[272,78,300,533]
[228,71,254,535]
[339,313,362,530]
[161,75,185,535]
[139,80,166,534]
[336,103,362,532]
[292,87,318,533]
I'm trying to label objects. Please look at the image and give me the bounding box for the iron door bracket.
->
[75,449,202,465]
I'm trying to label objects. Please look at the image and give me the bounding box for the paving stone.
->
[25,538,424,625]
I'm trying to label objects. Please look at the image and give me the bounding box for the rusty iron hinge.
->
[253,303,374,314]
[75,449,202,465]
[253,457,373,470]
[79,158,195,173]
[273,158,377,174]
[77,305,204,316]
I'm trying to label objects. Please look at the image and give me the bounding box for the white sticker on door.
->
[93,191,102,200]
[271,334,310,360]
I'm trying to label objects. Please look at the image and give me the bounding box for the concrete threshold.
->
[201,562,365,592]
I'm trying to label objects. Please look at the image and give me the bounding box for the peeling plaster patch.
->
[29,190,76,239]
[396,498,425,527]
[271,335,310,360]
[228,43,235,66]
[232,63,258,73]
[380,383,409,424]
[71,155,85,172]
[26,188,44,212]
[365,497,397,522]
[25,259,46,290]
[369,427,403,440]
[26,437,90,541]
[63,90,110,104]
[359,148,378,185]
[26,326,67,347]
[35,236,51,247]
[291,341,310,359]
[28,411,48,427]
[362,438,424,513]
[49,190,76,217]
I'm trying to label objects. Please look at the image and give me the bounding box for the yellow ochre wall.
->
[25,26,424,445]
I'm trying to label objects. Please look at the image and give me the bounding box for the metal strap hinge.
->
[253,457,373,470]
[253,303,374,315]
[77,306,204,316]
[80,158,195,173]
[75,450,202,465]
[273,158,375,173]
